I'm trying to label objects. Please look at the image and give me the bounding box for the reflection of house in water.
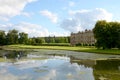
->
[70,29,96,46]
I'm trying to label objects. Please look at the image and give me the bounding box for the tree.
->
[34,37,45,44]
[19,32,28,44]
[0,30,6,45]
[39,38,45,44]
[93,20,107,49]
[49,37,55,43]
[65,37,69,43]
[93,20,120,49]
[110,22,120,49]
[6,29,18,44]
[29,37,45,45]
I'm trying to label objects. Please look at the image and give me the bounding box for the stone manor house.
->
[70,29,96,46]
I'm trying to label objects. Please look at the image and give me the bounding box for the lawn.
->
[2,45,120,55]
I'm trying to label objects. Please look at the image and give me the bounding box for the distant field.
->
[37,43,70,46]
[2,45,120,55]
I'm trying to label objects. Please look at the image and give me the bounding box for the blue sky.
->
[0,0,120,37]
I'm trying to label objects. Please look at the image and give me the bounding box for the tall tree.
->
[93,20,120,49]
[6,29,18,44]
[0,30,6,45]
[93,20,106,49]
[19,32,28,44]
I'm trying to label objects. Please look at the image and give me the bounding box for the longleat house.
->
[70,29,96,46]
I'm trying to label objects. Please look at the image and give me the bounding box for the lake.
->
[0,49,120,80]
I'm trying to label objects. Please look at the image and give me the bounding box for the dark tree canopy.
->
[0,29,70,45]
[19,32,28,44]
[0,30,6,45]
[93,20,120,49]
[6,29,19,44]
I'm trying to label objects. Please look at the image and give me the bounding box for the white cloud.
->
[37,62,94,80]
[0,0,37,21]
[0,23,13,31]
[0,22,49,37]
[14,22,49,37]
[49,31,70,37]
[62,1,75,10]
[60,18,84,32]
[40,10,58,23]
[0,22,69,37]
[14,60,47,69]
[69,1,75,7]
[60,8,113,32]
[0,68,32,80]
[0,57,94,80]
[38,70,56,80]
[21,12,33,18]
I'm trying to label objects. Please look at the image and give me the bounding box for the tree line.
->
[0,29,70,45]
[93,20,120,49]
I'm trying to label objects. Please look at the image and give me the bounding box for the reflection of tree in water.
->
[94,60,120,70]
[93,60,120,80]
[3,50,27,59]
[69,56,120,80]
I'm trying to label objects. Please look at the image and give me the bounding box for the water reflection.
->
[0,62,94,80]
[1,50,27,60]
[93,60,120,80]
[0,50,120,80]
[70,56,120,80]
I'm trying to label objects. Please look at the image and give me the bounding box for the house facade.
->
[70,30,96,46]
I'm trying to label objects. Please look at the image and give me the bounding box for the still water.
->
[0,49,120,80]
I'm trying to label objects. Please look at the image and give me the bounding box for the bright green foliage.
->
[49,37,55,43]
[6,29,19,44]
[32,37,45,45]
[93,20,120,49]
[0,29,70,45]
[19,32,28,44]
[45,36,70,43]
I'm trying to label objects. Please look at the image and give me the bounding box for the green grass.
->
[2,44,120,55]
[38,43,70,46]
[0,58,6,62]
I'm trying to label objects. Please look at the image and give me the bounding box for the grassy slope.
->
[3,45,120,55]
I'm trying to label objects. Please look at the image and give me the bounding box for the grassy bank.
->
[2,45,120,55]
[0,58,6,62]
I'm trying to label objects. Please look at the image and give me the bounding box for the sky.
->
[0,0,120,37]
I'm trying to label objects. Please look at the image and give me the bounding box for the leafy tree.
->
[65,37,69,43]
[49,37,55,43]
[30,38,36,45]
[29,37,45,45]
[27,38,34,45]
[19,32,28,44]
[6,29,18,44]
[0,29,70,45]
[93,20,120,49]
[93,20,107,49]
[0,30,6,45]
[39,38,45,44]
[35,37,45,44]
[44,36,70,43]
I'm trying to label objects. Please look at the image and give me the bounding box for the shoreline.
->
[1,45,120,55]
